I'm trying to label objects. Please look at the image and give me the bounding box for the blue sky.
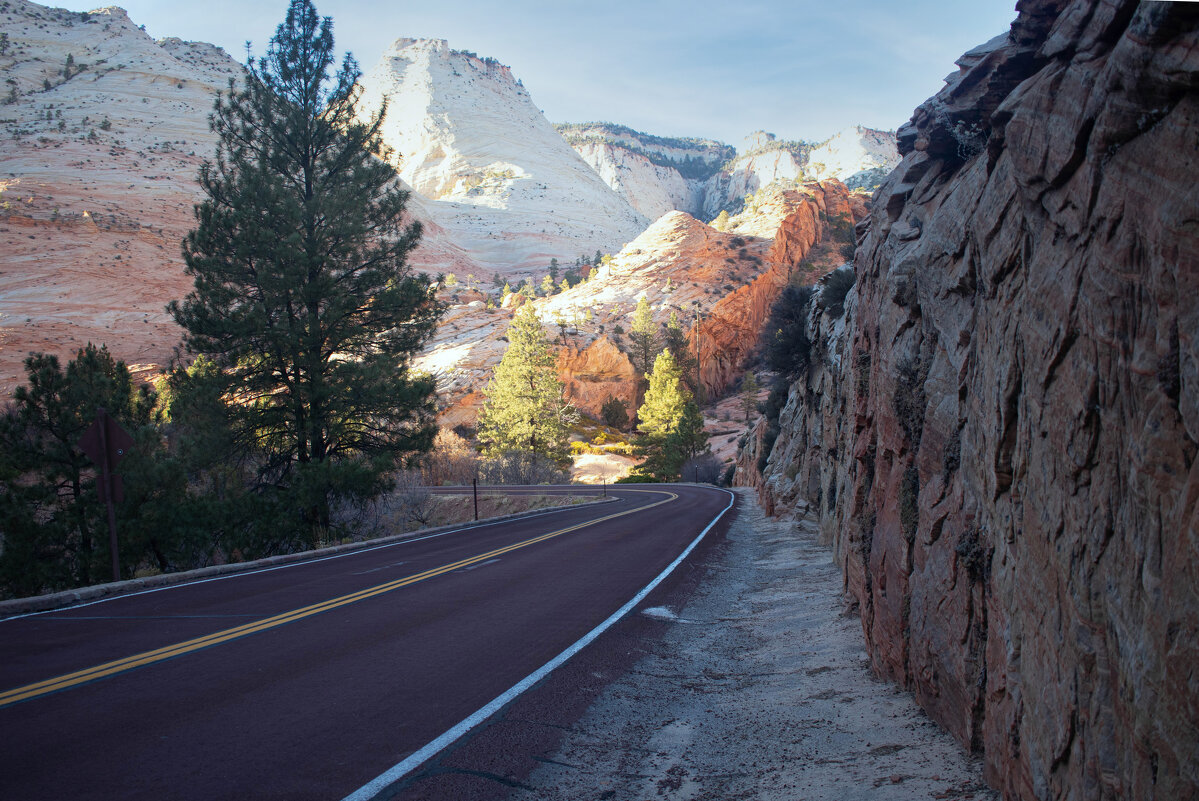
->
[61,0,1017,145]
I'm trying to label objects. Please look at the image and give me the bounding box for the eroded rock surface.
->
[739,2,1199,798]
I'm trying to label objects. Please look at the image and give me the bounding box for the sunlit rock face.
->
[0,1,240,392]
[738,2,1199,798]
[558,123,734,221]
[564,123,898,225]
[0,2,472,394]
[357,39,649,275]
[422,180,863,427]
[805,125,900,188]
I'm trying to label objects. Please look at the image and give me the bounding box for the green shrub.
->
[820,267,855,319]
[763,285,815,379]
[600,395,629,430]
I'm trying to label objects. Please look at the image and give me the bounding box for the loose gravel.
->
[513,489,998,800]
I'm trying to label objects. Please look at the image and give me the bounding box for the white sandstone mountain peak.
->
[357,37,648,275]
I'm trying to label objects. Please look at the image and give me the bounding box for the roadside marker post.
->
[77,407,134,583]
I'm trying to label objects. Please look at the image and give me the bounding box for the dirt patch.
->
[512,489,997,800]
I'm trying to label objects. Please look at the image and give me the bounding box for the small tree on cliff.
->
[168,0,440,536]
[739,372,759,423]
[477,304,577,465]
[629,295,657,386]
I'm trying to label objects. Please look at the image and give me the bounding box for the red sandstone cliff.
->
[739,2,1199,798]
[694,182,863,398]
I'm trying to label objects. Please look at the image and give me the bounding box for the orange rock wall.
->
[695,181,862,398]
[556,335,639,419]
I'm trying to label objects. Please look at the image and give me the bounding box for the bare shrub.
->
[682,452,725,484]
[393,469,435,527]
[479,451,569,485]
[422,429,480,486]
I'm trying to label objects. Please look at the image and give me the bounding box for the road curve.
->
[0,484,733,800]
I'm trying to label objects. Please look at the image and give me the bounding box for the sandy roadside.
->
[512,489,998,800]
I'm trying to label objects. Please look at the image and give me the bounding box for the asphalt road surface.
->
[0,484,734,800]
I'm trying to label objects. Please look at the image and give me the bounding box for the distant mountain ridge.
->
[0,0,900,399]
[559,122,900,221]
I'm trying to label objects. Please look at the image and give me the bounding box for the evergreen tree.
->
[629,295,657,384]
[549,258,560,283]
[663,310,699,395]
[168,0,439,536]
[740,371,759,423]
[477,305,577,464]
[633,349,708,481]
[638,349,689,438]
[0,346,159,595]
[600,395,629,430]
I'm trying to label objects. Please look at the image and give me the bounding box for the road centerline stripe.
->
[0,490,676,709]
[340,487,736,801]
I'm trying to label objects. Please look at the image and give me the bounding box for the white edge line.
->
[340,487,736,801]
[1,498,624,623]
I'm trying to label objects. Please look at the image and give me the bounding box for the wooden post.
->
[96,408,120,583]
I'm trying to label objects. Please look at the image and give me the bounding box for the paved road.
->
[0,484,733,800]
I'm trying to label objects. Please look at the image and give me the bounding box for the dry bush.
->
[423,429,480,486]
[479,451,569,485]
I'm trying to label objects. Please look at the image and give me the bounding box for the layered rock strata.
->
[0,1,473,395]
[738,2,1199,799]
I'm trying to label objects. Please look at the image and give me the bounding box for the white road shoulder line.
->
[340,487,735,801]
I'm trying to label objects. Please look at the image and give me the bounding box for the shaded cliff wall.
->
[739,2,1199,798]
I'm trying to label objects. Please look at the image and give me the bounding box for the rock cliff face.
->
[739,2,1199,799]
[694,182,864,398]
[557,122,732,220]
[357,39,649,273]
[562,123,897,224]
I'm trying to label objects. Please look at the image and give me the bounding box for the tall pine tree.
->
[168,0,440,534]
[629,295,657,386]
[477,305,577,465]
[633,349,708,481]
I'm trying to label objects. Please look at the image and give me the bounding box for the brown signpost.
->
[77,407,134,583]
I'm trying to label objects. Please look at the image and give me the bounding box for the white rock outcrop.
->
[357,39,649,275]
[564,124,900,224]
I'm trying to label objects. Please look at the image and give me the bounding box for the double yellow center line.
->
[0,490,676,709]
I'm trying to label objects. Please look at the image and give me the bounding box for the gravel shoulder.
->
[512,488,998,800]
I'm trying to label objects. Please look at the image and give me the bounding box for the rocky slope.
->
[0,0,474,394]
[417,180,864,427]
[357,39,649,274]
[0,1,240,391]
[564,123,898,223]
[737,2,1199,799]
